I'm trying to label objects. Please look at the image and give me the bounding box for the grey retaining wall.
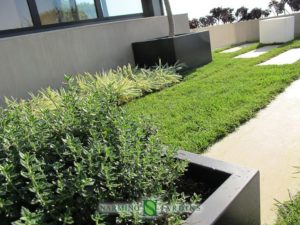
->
[0,14,189,105]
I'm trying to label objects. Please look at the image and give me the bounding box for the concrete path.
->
[205,79,300,225]
[235,45,280,58]
[260,48,300,65]
[221,43,254,53]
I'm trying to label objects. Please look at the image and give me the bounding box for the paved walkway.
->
[205,79,300,224]
[260,48,300,65]
[235,45,279,58]
[221,43,254,53]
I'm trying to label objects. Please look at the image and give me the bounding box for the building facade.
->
[0,0,164,37]
[0,1,189,105]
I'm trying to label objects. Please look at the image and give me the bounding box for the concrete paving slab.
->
[221,43,254,53]
[235,45,280,58]
[205,79,300,225]
[260,48,300,65]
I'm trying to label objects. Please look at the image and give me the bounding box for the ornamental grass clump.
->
[0,77,187,225]
[275,193,300,225]
[76,63,182,104]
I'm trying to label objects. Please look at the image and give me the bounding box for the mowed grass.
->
[125,39,300,153]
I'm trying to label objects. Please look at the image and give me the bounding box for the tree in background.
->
[235,6,249,21]
[189,0,300,29]
[189,3,283,29]
[269,0,288,15]
[248,8,271,19]
[269,0,280,15]
[199,16,216,27]
[279,0,290,14]
[206,16,217,26]
[287,0,300,11]
[262,9,272,17]
[189,18,200,29]
[209,7,235,24]
[210,7,223,24]
[220,8,235,24]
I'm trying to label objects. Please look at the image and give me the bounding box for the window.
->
[0,0,164,36]
[0,0,33,31]
[100,0,143,17]
[35,0,97,25]
[77,0,97,20]
[36,0,75,25]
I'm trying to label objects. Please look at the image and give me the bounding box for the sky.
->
[169,0,273,19]
[101,0,143,16]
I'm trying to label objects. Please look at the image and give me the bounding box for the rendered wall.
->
[193,20,259,50]
[194,12,300,50]
[260,16,295,44]
[0,14,189,105]
[261,12,300,38]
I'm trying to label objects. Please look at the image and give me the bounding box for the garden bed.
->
[0,42,269,224]
[275,192,300,225]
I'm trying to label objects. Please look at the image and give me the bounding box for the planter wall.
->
[132,31,212,70]
[178,151,260,225]
[260,16,295,44]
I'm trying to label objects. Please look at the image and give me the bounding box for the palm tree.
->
[163,0,175,37]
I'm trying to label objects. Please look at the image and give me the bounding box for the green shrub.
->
[275,193,300,225]
[0,77,187,225]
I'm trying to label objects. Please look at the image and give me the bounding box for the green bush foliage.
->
[275,193,300,225]
[0,75,186,224]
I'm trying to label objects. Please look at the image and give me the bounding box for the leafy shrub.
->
[0,77,187,225]
[275,193,300,225]
[76,63,182,104]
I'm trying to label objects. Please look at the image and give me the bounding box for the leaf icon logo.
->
[143,200,157,216]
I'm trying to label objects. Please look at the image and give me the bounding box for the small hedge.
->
[0,72,187,224]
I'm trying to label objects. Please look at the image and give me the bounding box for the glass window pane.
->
[36,0,97,25]
[36,0,76,25]
[100,0,143,17]
[76,0,97,20]
[0,0,33,31]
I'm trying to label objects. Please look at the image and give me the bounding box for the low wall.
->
[194,12,300,50]
[0,14,189,105]
[193,20,259,50]
[295,13,300,37]
[261,12,300,38]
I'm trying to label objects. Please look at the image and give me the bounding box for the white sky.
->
[169,0,273,19]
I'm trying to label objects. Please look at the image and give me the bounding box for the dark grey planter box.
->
[178,150,260,225]
[132,31,212,70]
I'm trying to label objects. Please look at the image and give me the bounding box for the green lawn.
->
[125,40,300,153]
